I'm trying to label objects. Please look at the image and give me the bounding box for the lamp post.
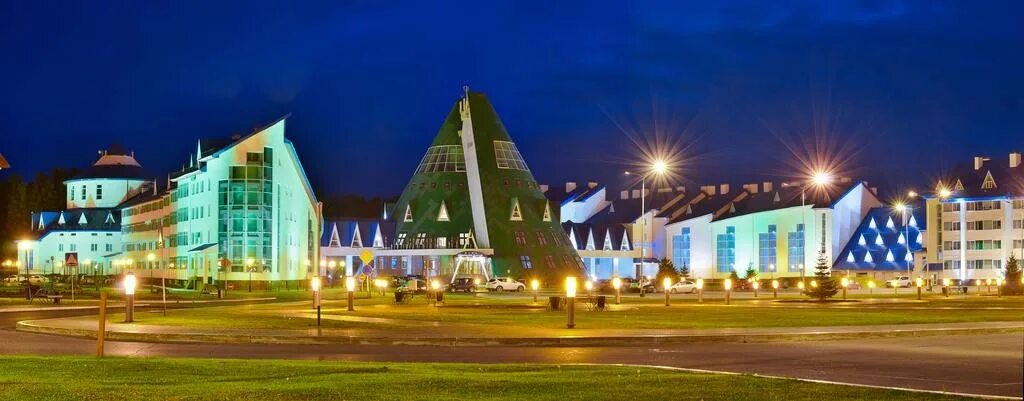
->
[751,280,760,298]
[431,279,441,306]
[625,159,668,299]
[840,277,849,300]
[246,258,256,292]
[696,278,704,303]
[771,279,779,298]
[942,278,951,298]
[611,276,621,304]
[723,278,732,305]
[345,276,356,311]
[584,280,594,300]
[123,272,137,323]
[868,279,876,295]
[311,276,322,326]
[531,279,540,303]
[663,277,672,306]
[800,172,832,285]
[915,277,923,300]
[565,276,577,329]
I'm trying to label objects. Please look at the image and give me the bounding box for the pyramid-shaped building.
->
[392,91,582,280]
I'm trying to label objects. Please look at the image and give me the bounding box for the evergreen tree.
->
[1004,255,1022,296]
[744,264,758,282]
[678,262,690,279]
[655,258,678,285]
[805,250,839,300]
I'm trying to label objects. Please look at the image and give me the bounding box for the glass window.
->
[759,225,777,272]
[672,228,691,271]
[414,145,466,173]
[96,185,103,200]
[520,255,533,269]
[716,226,735,272]
[493,141,530,171]
[788,224,805,270]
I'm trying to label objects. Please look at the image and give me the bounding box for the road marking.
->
[569,363,1021,400]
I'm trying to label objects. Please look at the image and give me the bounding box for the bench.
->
[31,289,64,304]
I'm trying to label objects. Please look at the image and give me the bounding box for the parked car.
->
[844,280,862,290]
[18,275,48,285]
[3,275,21,284]
[447,277,476,293]
[885,276,912,288]
[669,280,698,294]
[486,277,525,292]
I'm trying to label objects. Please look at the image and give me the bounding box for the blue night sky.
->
[1,1,1021,197]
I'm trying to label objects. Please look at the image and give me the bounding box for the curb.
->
[16,320,1024,346]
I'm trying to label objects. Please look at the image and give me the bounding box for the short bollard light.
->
[311,276,322,327]
[810,280,818,288]
[123,272,137,323]
[584,280,594,297]
[840,277,849,300]
[345,276,356,311]
[723,278,733,305]
[797,281,805,293]
[431,279,442,305]
[915,277,924,300]
[942,278,951,298]
[696,278,705,303]
[531,279,540,303]
[472,277,481,296]
[996,278,1004,298]
[751,280,760,298]
[611,277,622,304]
[565,276,577,329]
[375,279,387,296]
[867,280,876,295]
[663,277,672,306]
[771,279,779,298]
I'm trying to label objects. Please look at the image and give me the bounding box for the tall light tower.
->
[801,171,832,283]
[625,158,669,296]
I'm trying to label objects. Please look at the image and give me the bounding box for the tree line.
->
[0,168,79,259]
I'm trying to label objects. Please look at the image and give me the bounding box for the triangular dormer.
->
[885,216,895,229]
[864,251,874,263]
[904,251,913,262]
[729,204,736,213]
[372,224,384,248]
[585,229,596,251]
[37,216,45,231]
[685,204,693,215]
[542,201,552,222]
[846,252,855,263]
[608,203,616,213]
[510,198,523,221]
[908,215,918,228]
[953,179,964,191]
[568,227,578,249]
[105,211,115,224]
[981,170,996,189]
[603,229,614,250]
[328,224,341,247]
[58,212,66,225]
[915,232,923,245]
[886,250,895,262]
[620,232,630,251]
[858,234,867,246]
[78,213,88,226]
[897,232,906,244]
[773,191,781,203]
[403,204,413,222]
[351,222,363,247]
[875,234,884,246]
[437,200,450,222]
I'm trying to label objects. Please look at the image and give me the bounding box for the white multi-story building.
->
[926,152,1023,282]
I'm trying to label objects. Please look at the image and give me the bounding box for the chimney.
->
[719,184,730,194]
[1010,152,1021,168]
[974,156,990,170]
[701,185,716,195]
[762,182,773,192]
[676,186,685,192]
[742,183,758,194]
[587,181,598,188]
[539,184,549,193]
[631,189,641,199]
[620,190,629,200]
[566,182,577,193]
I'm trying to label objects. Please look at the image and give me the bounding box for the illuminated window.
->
[514,231,527,246]
[716,226,735,272]
[96,185,103,200]
[404,205,413,222]
[520,255,533,269]
[437,201,450,222]
[493,141,529,171]
[414,145,466,173]
[510,198,523,221]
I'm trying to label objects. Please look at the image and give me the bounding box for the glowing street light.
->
[611,277,622,304]
[751,280,760,298]
[723,278,733,305]
[867,280,876,295]
[431,279,442,305]
[123,272,137,323]
[584,280,594,297]
[771,279,779,298]
[625,158,670,298]
[345,276,356,311]
[942,278,951,298]
[565,276,577,329]
[915,277,924,300]
[840,277,849,300]
[531,279,540,303]
[696,278,705,304]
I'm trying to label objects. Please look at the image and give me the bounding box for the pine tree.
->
[678,262,690,279]
[656,258,678,285]
[805,250,839,300]
[1005,255,1022,296]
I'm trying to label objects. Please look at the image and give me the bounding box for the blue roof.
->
[833,204,925,271]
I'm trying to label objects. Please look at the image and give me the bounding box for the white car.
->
[885,276,912,288]
[669,280,698,294]
[486,277,525,292]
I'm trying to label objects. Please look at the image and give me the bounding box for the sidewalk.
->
[0,297,277,313]
[17,314,1023,346]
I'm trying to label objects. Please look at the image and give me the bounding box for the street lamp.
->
[584,280,594,298]
[311,276,322,326]
[345,276,356,311]
[771,279,779,298]
[723,278,733,305]
[867,280,876,295]
[625,159,670,298]
[565,276,577,329]
[123,272,137,323]
[942,278,951,298]
[840,277,849,300]
[696,278,704,303]
[915,277,924,300]
[431,279,441,305]
[894,202,914,280]
[751,280,760,298]
[800,171,832,285]
[531,279,540,303]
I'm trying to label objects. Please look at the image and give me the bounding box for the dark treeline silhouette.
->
[0,168,79,257]
[321,194,397,220]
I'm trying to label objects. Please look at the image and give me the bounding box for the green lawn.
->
[111,292,1024,331]
[0,356,973,401]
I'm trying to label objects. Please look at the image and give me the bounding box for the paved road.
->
[2,308,1021,398]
